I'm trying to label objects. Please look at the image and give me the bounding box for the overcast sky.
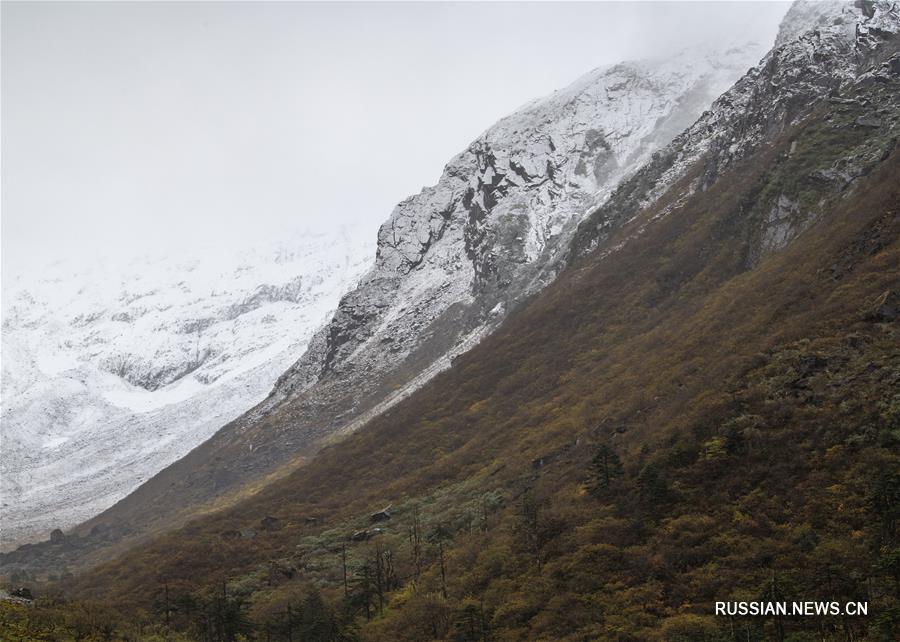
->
[2,1,790,273]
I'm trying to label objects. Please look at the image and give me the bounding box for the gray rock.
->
[369,506,393,523]
[856,114,883,127]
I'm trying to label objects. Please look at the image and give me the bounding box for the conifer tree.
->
[587,444,623,496]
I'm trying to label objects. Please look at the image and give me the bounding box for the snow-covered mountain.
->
[253,44,771,436]
[74,41,772,542]
[262,43,771,441]
[1,229,374,548]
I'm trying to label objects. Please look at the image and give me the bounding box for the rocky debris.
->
[349,528,384,542]
[810,163,864,189]
[865,290,900,322]
[885,52,900,75]
[775,0,857,48]
[369,506,393,523]
[239,528,257,540]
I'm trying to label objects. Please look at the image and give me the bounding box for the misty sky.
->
[2,1,790,273]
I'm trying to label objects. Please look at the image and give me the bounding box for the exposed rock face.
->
[370,507,393,523]
[276,44,766,410]
[269,46,767,422]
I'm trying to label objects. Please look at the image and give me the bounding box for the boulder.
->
[856,114,883,128]
[11,587,33,600]
[369,506,393,523]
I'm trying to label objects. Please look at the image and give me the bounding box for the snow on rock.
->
[0,228,374,548]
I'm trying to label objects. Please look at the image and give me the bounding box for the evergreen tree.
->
[586,444,623,496]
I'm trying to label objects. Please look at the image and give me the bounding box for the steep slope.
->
[70,41,767,550]
[0,229,374,548]
[7,2,898,640]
